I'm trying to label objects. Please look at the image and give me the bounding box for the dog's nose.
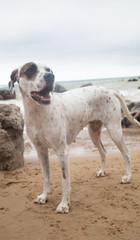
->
[44,73,54,86]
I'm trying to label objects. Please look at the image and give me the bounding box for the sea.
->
[0,76,140,115]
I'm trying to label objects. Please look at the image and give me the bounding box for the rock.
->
[80,83,92,88]
[138,86,140,89]
[0,89,16,100]
[0,104,24,171]
[121,102,140,128]
[54,84,67,93]
[128,78,138,82]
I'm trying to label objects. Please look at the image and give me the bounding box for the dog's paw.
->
[96,170,105,178]
[56,201,70,214]
[121,175,131,184]
[34,193,48,204]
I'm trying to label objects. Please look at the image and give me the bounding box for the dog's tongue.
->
[30,85,52,104]
[31,91,50,101]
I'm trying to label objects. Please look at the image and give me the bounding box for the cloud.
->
[0,0,140,83]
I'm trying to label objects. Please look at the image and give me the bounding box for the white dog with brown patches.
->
[9,62,140,213]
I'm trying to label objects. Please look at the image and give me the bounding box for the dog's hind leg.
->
[34,147,51,204]
[106,121,131,183]
[88,120,106,177]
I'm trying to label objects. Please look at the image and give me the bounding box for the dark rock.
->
[121,116,132,128]
[121,102,140,128]
[138,86,140,89]
[0,90,16,100]
[54,84,67,93]
[80,83,92,88]
[128,78,138,82]
[0,104,24,171]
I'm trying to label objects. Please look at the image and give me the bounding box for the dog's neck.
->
[23,94,47,110]
[21,90,54,118]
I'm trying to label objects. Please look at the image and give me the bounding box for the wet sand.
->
[0,127,140,240]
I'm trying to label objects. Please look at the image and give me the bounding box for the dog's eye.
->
[24,64,37,79]
[26,67,34,74]
[45,67,51,72]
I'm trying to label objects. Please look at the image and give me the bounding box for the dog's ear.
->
[9,69,19,95]
[10,69,19,83]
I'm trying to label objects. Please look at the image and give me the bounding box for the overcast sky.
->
[0,0,140,84]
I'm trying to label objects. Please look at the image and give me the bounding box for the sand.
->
[0,127,140,240]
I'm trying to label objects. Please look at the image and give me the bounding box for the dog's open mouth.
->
[30,86,52,104]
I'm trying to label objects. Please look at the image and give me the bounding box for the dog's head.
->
[9,62,55,105]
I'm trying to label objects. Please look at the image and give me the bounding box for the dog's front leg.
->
[34,148,50,204]
[56,148,71,213]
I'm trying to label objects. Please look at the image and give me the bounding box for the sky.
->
[0,0,140,84]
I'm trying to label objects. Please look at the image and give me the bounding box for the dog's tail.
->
[113,90,140,127]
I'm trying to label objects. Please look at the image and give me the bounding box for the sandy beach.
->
[0,127,140,240]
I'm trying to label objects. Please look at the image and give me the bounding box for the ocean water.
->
[0,76,140,115]
[58,77,140,101]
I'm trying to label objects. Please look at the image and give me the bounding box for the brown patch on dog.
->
[62,167,66,179]
[89,120,102,132]
[19,62,38,80]
[100,141,106,153]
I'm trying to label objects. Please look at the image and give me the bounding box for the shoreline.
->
[24,127,140,162]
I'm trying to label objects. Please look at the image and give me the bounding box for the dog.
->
[9,62,140,213]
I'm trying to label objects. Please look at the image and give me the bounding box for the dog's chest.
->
[25,106,65,149]
[26,122,56,149]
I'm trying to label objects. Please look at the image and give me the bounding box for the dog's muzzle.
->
[31,73,55,105]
